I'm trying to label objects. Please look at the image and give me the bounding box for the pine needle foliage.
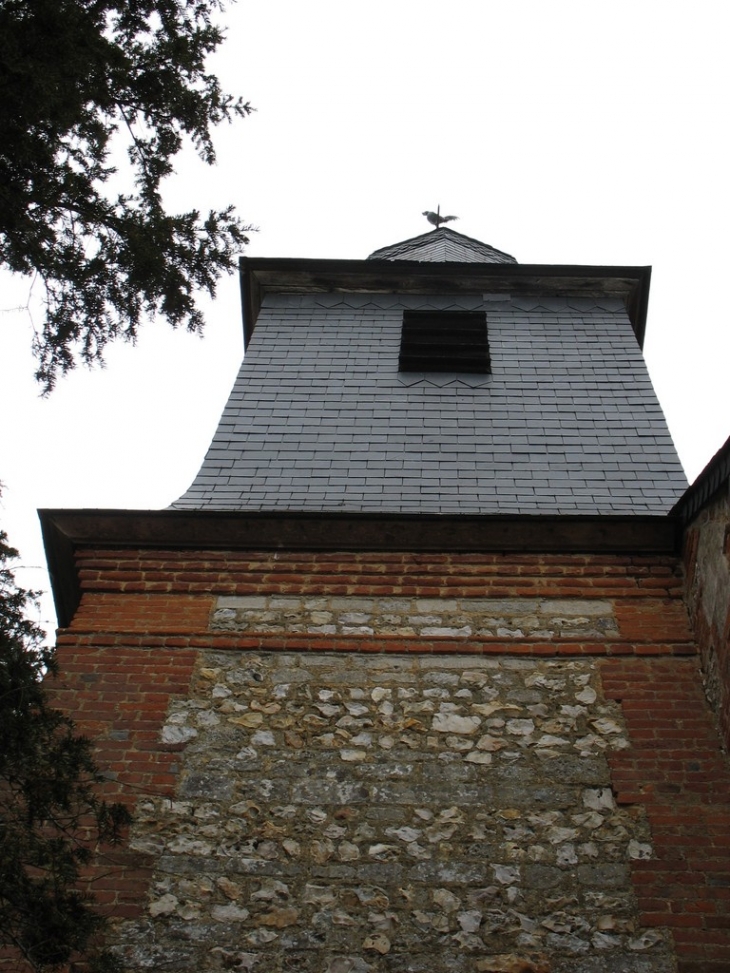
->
[0,525,131,972]
[0,0,252,391]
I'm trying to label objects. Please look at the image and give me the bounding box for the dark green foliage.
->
[0,0,252,390]
[0,526,131,971]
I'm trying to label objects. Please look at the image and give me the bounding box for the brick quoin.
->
[45,643,198,925]
[600,657,730,972]
[613,600,694,644]
[70,591,214,634]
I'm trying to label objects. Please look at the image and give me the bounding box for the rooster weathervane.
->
[422,205,458,229]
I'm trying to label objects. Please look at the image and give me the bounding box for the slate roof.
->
[368,227,517,264]
[173,274,687,515]
[672,432,730,524]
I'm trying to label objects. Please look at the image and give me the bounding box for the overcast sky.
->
[1,0,728,637]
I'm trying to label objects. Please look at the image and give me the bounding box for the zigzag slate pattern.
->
[174,237,687,513]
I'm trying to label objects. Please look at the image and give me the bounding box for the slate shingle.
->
[173,292,687,515]
[367,228,517,264]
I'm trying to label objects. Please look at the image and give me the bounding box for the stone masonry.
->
[22,545,730,973]
[210,596,620,642]
[682,479,730,749]
[115,651,673,973]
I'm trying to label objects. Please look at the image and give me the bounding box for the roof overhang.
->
[40,508,680,629]
[239,257,652,349]
[672,432,730,525]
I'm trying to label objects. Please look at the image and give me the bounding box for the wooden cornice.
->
[40,508,680,628]
[239,257,652,349]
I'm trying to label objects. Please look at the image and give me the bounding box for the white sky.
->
[1,0,729,637]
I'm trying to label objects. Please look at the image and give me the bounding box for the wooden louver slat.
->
[399,310,490,373]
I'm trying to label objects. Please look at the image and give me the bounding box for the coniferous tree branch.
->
[0,0,253,391]
[0,517,132,971]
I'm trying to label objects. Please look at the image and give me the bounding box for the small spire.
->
[422,205,458,229]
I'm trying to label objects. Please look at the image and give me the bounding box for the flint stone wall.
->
[211,596,619,641]
[115,652,673,973]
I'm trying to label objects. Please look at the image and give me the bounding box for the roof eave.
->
[671,432,730,525]
[40,508,679,629]
[239,256,652,349]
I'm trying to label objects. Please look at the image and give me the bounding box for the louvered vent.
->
[398,310,490,373]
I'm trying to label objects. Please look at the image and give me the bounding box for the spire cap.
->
[368,226,517,264]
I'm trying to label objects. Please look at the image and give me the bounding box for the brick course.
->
[76,549,686,599]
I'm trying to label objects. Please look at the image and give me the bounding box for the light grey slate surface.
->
[173,293,687,514]
[368,227,517,264]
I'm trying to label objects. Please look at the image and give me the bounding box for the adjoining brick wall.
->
[29,546,730,971]
[601,657,730,973]
[682,484,730,750]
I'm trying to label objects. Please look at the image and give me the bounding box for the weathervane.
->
[422,205,458,229]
